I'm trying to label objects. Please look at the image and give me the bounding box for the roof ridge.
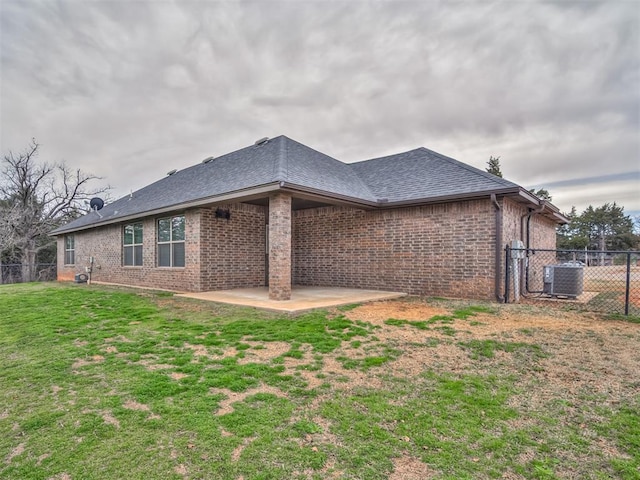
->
[278,135,288,181]
[279,136,378,201]
[417,147,518,188]
[350,147,425,165]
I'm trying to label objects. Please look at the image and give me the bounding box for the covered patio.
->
[176,286,406,313]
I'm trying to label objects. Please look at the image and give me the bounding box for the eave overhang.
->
[51,183,568,237]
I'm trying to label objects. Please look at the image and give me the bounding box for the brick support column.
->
[269,193,292,300]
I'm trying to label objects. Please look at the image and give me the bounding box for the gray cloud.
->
[1,0,638,215]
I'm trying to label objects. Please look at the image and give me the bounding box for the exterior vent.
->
[167,169,177,176]
[202,156,214,164]
[543,265,584,298]
[254,137,269,146]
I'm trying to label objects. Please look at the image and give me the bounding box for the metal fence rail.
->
[505,247,640,316]
[0,263,57,284]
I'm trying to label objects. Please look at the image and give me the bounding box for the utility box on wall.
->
[543,265,584,298]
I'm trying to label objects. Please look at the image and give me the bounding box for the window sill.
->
[156,267,186,270]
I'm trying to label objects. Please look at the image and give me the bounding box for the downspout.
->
[521,202,547,294]
[526,203,546,250]
[491,194,505,303]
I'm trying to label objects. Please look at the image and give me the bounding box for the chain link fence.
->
[0,263,57,284]
[505,248,640,316]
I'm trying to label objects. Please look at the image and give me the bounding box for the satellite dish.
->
[90,197,104,211]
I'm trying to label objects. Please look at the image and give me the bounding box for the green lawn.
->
[0,283,638,479]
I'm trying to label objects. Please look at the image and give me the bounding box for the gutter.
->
[50,182,283,235]
[491,193,505,303]
[375,187,523,209]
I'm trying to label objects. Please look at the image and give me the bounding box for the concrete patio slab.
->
[176,286,407,313]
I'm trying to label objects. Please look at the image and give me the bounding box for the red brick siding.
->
[56,204,267,292]
[57,210,202,291]
[292,200,497,299]
[199,203,266,291]
[501,197,557,250]
[56,196,558,301]
[501,198,558,294]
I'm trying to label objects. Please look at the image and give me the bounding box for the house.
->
[51,135,567,301]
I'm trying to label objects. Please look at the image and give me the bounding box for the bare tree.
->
[0,139,110,282]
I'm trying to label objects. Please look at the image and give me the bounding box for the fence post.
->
[504,245,511,303]
[625,252,631,316]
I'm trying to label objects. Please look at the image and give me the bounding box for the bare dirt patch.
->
[5,442,25,464]
[390,455,437,480]
[102,411,120,428]
[238,341,290,364]
[185,342,237,360]
[231,436,256,462]
[123,400,150,411]
[345,300,449,326]
[342,298,640,416]
[136,358,175,371]
[174,464,188,476]
[169,372,188,380]
[71,355,105,370]
[322,354,385,390]
[47,473,72,480]
[210,384,288,416]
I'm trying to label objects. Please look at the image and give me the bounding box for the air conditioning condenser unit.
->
[543,265,584,298]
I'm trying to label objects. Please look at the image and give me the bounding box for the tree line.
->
[0,140,109,282]
[486,156,639,253]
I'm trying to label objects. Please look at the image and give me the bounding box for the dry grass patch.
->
[123,400,151,411]
[210,384,288,416]
[390,455,437,480]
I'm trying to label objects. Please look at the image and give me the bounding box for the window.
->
[123,223,143,266]
[157,215,185,267]
[64,235,75,265]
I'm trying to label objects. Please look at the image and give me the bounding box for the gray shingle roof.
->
[52,136,524,234]
[350,147,519,202]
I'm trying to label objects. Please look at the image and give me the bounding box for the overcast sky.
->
[1,0,639,217]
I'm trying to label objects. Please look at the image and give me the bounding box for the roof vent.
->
[202,156,215,164]
[254,137,269,146]
[167,169,177,176]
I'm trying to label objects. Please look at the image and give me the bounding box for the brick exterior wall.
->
[57,203,267,292]
[56,195,558,300]
[292,199,497,299]
[501,197,558,295]
[200,203,266,291]
[268,193,292,300]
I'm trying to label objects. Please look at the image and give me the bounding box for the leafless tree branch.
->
[1,139,111,281]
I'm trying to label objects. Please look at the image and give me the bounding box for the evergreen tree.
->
[556,203,638,255]
[486,156,503,177]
